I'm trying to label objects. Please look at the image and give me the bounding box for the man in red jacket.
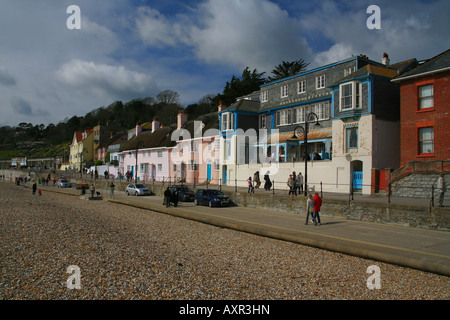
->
[313,192,322,226]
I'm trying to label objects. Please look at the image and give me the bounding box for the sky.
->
[0,0,448,127]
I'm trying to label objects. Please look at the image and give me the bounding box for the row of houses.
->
[68,49,449,195]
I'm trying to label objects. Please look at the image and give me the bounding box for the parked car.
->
[57,178,70,188]
[194,189,230,207]
[169,185,195,202]
[125,184,151,196]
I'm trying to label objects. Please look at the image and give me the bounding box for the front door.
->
[207,162,212,181]
[352,171,363,190]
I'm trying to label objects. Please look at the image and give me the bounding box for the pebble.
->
[0,182,449,300]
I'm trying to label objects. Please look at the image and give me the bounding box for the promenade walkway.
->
[25,182,450,277]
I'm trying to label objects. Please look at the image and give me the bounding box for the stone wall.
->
[225,191,449,231]
[390,173,447,199]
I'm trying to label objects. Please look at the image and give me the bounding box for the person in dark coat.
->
[32,182,37,195]
[171,189,179,207]
[164,187,172,207]
[264,171,272,191]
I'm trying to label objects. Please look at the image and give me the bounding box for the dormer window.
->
[339,81,361,111]
[221,112,234,131]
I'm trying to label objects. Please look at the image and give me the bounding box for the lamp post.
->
[292,112,320,196]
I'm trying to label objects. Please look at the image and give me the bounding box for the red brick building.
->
[392,49,450,167]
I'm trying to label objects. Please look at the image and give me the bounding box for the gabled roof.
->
[178,112,219,138]
[99,131,127,148]
[120,126,175,152]
[73,129,94,143]
[329,64,400,87]
[120,113,220,152]
[392,49,450,82]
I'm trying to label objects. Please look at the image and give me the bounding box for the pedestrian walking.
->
[437,173,445,207]
[264,171,272,191]
[313,192,322,226]
[296,172,303,194]
[110,182,115,198]
[164,187,171,207]
[171,189,179,207]
[254,171,261,189]
[90,184,95,198]
[287,174,295,195]
[305,194,315,225]
[247,176,254,193]
[32,182,37,195]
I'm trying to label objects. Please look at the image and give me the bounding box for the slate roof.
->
[220,99,260,113]
[120,112,219,152]
[392,49,450,82]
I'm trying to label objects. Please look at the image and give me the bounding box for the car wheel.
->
[135,191,138,196]
[209,200,212,208]
[126,191,129,196]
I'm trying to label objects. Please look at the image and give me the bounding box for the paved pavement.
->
[22,183,450,276]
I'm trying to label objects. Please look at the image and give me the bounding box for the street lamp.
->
[292,112,320,196]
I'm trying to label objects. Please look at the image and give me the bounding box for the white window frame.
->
[418,127,434,154]
[344,66,356,76]
[293,106,306,124]
[276,109,292,126]
[313,102,330,121]
[418,84,434,110]
[339,81,362,111]
[297,80,306,94]
[221,112,234,131]
[261,90,268,102]
[316,75,326,89]
[259,114,266,129]
[346,126,358,153]
[281,85,289,98]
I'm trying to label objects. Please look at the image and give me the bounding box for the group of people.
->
[163,187,178,208]
[306,192,322,226]
[287,171,304,195]
[246,171,273,193]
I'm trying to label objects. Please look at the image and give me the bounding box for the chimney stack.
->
[135,122,142,136]
[382,52,390,66]
[177,111,188,129]
[218,101,224,112]
[151,117,160,133]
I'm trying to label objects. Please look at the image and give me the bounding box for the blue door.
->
[352,171,363,190]
[207,163,212,181]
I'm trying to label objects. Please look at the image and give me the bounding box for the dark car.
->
[169,185,195,202]
[194,189,230,207]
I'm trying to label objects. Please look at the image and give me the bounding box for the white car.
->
[125,184,151,196]
[57,178,70,188]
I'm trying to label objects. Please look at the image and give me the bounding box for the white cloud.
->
[55,59,159,100]
[135,0,312,72]
[300,0,450,66]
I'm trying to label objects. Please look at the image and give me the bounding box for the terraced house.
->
[219,53,418,194]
